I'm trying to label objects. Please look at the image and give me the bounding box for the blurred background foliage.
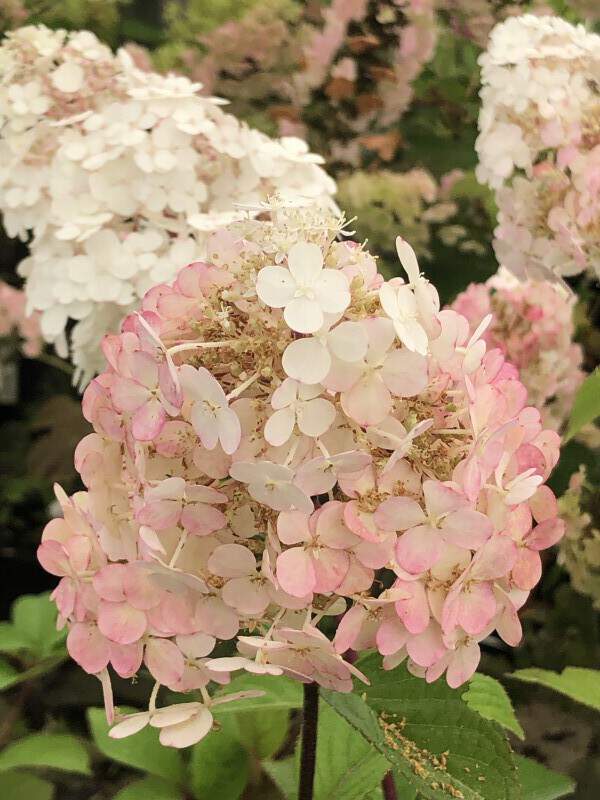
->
[0,1,599,798]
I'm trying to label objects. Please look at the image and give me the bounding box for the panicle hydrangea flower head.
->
[0,25,335,385]
[39,203,563,748]
[451,267,584,431]
[476,15,600,280]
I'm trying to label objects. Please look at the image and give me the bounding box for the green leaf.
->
[11,594,65,658]
[510,667,600,711]
[232,708,289,759]
[113,776,183,800]
[309,703,389,800]
[0,623,31,654]
[564,368,600,441]
[0,654,67,693]
[0,733,90,775]
[515,756,575,800]
[462,674,524,739]
[189,725,249,800]
[0,659,19,690]
[87,707,184,785]
[0,771,54,800]
[213,672,302,714]
[264,703,389,800]
[263,757,296,799]
[322,653,520,800]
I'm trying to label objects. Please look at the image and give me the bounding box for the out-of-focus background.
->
[0,2,599,798]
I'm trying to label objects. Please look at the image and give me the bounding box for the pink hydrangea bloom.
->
[40,204,563,748]
[452,268,585,431]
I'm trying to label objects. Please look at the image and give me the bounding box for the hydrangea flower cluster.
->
[0,25,335,384]
[452,268,584,431]
[476,15,600,280]
[558,467,600,609]
[39,204,564,749]
[0,279,42,358]
[178,0,436,166]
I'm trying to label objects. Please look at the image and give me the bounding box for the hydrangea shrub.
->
[38,203,565,749]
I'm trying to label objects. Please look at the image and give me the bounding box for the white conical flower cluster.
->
[476,15,600,280]
[0,25,336,384]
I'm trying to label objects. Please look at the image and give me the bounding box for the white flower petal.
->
[327,321,368,362]
[256,265,296,308]
[314,270,350,313]
[282,338,331,384]
[265,406,296,446]
[287,241,323,285]
[297,398,336,438]
[284,296,324,334]
[158,707,213,748]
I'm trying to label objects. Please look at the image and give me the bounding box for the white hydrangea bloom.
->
[0,25,336,385]
[476,15,600,280]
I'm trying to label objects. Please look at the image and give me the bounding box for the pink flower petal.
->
[442,509,493,550]
[446,642,480,688]
[97,601,147,645]
[207,543,256,578]
[132,398,167,441]
[109,641,144,678]
[512,548,542,591]
[181,503,227,536]
[527,518,565,551]
[334,605,366,654]
[406,624,446,667]
[376,617,409,656]
[195,597,239,640]
[276,547,316,597]
[394,579,430,634]
[145,637,185,687]
[37,540,70,577]
[395,525,441,574]
[67,623,110,674]
[312,549,349,593]
[374,497,425,532]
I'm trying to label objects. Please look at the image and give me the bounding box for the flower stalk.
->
[298,682,319,800]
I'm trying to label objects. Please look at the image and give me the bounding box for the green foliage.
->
[516,756,575,800]
[564,369,600,441]
[511,667,600,712]
[0,593,66,692]
[0,771,54,800]
[462,674,525,739]
[231,708,289,759]
[265,703,389,800]
[0,733,90,775]
[321,654,521,800]
[18,0,129,45]
[189,723,249,800]
[87,707,185,785]
[113,776,183,800]
[213,672,303,714]
[9,593,66,659]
